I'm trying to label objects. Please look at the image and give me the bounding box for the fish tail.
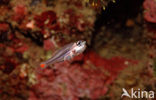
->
[35,62,48,74]
[40,62,48,68]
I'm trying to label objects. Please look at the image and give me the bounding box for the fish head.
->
[74,40,86,54]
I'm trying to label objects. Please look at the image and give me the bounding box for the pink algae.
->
[30,51,138,100]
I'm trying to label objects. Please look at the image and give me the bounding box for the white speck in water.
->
[124,61,129,65]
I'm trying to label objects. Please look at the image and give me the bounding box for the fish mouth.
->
[82,40,86,45]
[76,40,86,47]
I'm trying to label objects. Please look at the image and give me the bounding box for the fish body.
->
[40,40,86,68]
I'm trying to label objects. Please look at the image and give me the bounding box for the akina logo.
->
[121,88,155,99]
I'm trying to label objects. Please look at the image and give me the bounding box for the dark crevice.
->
[90,0,144,48]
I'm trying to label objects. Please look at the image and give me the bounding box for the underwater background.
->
[0,0,156,100]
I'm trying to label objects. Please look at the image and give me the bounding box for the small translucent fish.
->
[40,40,86,68]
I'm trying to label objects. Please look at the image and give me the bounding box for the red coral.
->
[13,5,27,22]
[14,44,28,53]
[143,0,156,59]
[84,51,138,75]
[4,38,29,54]
[0,23,9,31]
[34,10,60,39]
[143,0,156,23]
[30,51,138,99]
[34,11,57,28]
[43,39,55,51]
[63,9,86,32]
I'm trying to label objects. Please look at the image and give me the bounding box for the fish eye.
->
[76,41,82,46]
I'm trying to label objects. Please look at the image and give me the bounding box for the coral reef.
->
[143,0,156,23]
[30,52,137,99]
[0,0,156,100]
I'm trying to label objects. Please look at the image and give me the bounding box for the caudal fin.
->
[40,62,47,68]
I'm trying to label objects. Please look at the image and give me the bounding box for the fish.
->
[40,40,86,68]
